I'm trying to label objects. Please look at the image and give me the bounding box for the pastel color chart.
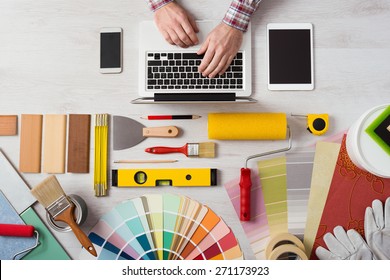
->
[224,173,270,259]
[163,193,182,260]
[285,149,314,237]
[80,193,243,260]
[258,157,288,235]
[224,151,314,259]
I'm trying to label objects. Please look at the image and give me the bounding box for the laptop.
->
[132,20,256,104]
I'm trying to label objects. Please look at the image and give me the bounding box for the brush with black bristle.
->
[145,142,216,158]
[31,175,97,257]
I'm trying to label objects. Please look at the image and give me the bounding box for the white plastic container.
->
[346,104,390,178]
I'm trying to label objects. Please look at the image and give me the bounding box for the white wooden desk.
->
[1,0,389,260]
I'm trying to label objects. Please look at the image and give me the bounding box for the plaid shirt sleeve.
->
[223,0,262,32]
[146,0,174,12]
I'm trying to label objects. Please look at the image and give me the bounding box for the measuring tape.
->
[292,113,329,136]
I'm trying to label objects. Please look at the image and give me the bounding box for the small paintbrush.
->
[145,142,216,158]
[31,175,97,257]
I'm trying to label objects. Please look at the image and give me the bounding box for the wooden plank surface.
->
[67,114,91,173]
[42,114,67,173]
[0,115,17,136]
[19,114,43,173]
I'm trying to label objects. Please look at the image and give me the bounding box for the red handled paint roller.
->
[208,113,291,221]
[0,223,40,259]
[0,223,35,237]
[240,128,291,221]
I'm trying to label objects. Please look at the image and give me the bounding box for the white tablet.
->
[267,23,314,90]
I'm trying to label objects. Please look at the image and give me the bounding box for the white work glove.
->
[316,225,374,260]
[364,197,390,260]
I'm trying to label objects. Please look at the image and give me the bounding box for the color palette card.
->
[224,151,314,259]
[257,150,313,237]
[286,149,314,237]
[258,156,288,236]
[303,141,340,256]
[79,193,242,260]
[224,173,269,260]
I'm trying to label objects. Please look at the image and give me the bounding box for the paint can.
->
[346,104,390,178]
[46,194,88,232]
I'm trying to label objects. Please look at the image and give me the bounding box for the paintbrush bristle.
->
[31,175,66,208]
[198,142,216,158]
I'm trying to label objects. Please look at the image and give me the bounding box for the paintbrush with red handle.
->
[145,142,215,158]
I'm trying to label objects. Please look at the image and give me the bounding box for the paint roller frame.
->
[240,126,292,221]
[13,230,40,260]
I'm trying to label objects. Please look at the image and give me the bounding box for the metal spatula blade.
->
[113,116,146,150]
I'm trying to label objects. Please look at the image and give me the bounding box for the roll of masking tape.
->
[208,113,287,140]
[268,244,308,260]
[265,233,306,260]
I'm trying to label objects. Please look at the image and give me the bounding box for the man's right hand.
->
[154,2,199,48]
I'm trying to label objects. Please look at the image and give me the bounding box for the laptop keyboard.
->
[146,52,244,90]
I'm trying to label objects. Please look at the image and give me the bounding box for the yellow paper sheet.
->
[303,142,341,256]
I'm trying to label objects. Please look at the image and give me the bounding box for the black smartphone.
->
[100,27,122,73]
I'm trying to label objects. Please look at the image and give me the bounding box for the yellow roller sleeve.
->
[208,113,287,140]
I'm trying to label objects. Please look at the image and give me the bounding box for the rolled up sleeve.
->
[223,0,262,32]
[146,0,174,12]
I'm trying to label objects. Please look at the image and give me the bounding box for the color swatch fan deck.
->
[79,193,243,260]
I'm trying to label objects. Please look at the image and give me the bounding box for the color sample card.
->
[144,194,163,260]
[20,207,71,260]
[174,204,208,260]
[178,205,221,259]
[224,173,269,260]
[0,149,36,214]
[303,141,340,256]
[311,136,390,259]
[286,149,314,237]
[79,194,242,260]
[163,194,182,260]
[258,157,288,235]
[185,218,230,260]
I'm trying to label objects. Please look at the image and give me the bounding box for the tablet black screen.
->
[269,29,312,84]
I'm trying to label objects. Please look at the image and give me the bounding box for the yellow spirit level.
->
[112,168,217,187]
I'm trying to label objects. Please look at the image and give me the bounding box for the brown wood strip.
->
[0,115,18,136]
[67,114,91,173]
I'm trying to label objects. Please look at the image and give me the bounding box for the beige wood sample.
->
[303,141,341,256]
[0,115,18,136]
[43,114,67,173]
[19,114,43,173]
[67,114,91,173]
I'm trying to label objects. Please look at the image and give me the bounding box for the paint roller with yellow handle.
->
[207,113,291,221]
